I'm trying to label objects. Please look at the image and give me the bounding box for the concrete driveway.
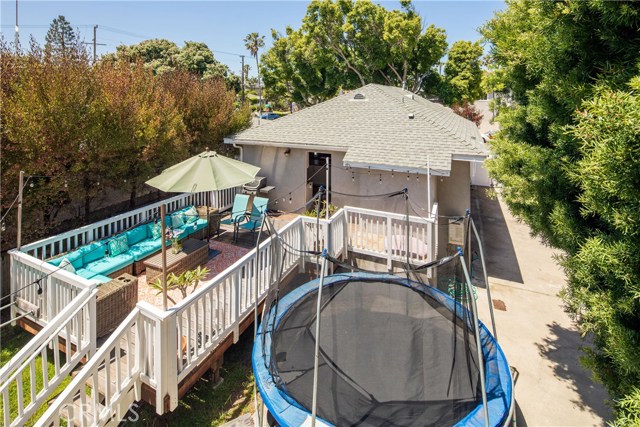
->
[471,187,612,427]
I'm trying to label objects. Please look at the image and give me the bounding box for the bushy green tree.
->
[440,40,484,105]
[105,39,240,90]
[481,1,640,422]
[260,0,447,106]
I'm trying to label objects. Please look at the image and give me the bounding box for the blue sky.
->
[1,1,504,75]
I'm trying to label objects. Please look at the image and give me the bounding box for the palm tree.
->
[244,32,265,122]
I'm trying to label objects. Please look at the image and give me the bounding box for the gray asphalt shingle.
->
[229,84,487,175]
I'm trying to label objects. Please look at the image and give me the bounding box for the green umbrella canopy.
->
[146,151,260,193]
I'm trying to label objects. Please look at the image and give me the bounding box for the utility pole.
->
[14,0,19,52]
[240,55,246,103]
[83,25,106,63]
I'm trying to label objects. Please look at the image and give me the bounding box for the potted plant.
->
[150,266,210,304]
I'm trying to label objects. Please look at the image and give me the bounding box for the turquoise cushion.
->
[108,235,129,257]
[75,268,98,280]
[85,252,134,276]
[127,238,162,261]
[184,206,198,224]
[126,226,148,246]
[171,213,184,228]
[82,242,106,265]
[49,249,84,269]
[147,223,162,240]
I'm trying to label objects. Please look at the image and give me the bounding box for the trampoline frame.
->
[253,271,514,427]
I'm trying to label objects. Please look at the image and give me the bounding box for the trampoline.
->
[253,272,513,427]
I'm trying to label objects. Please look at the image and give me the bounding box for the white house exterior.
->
[226,84,488,219]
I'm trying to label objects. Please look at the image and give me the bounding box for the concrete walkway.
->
[471,187,611,426]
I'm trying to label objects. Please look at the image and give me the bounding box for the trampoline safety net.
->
[269,276,481,427]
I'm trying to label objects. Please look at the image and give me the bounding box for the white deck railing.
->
[29,204,437,425]
[1,287,97,427]
[345,204,437,269]
[35,308,145,427]
[10,188,240,329]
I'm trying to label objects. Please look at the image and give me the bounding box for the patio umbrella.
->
[146,151,260,193]
[145,150,260,310]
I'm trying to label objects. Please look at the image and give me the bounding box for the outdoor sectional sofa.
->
[47,205,212,283]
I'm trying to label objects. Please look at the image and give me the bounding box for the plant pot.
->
[171,240,183,254]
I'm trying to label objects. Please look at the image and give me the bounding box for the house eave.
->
[225,138,347,153]
[452,153,488,162]
[343,161,450,177]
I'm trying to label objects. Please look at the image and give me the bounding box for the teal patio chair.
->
[220,194,250,240]
[238,196,269,241]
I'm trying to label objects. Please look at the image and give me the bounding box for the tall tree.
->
[482,1,640,423]
[440,40,484,105]
[244,32,265,116]
[44,15,80,56]
[260,0,447,107]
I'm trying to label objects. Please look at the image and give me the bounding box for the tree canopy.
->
[440,40,484,105]
[482,1,640,423]
[104,39,240,90]
[44,15,80,56]
[260,0,448,106]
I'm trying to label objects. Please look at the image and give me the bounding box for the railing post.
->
[386,217,393,270]
[154,314,178,413]
[87,292,97,357]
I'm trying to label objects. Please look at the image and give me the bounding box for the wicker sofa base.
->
[107,264,134,279]
[96,273,138,338]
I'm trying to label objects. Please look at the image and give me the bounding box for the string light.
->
[30,181,34,188]
[352,172,355,182]
[379,174,382,184]
[64,180,68,188]
[416,174,419,182]
[289,193,292,204]
[407,174,410,182]
[1,222,5,232]
[391,170,394,178]
[368,167,371,176]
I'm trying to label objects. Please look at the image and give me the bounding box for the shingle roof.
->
[229,84,487,175]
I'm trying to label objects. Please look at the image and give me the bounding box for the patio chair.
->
[220,194,250,240]
[238,196,270,240]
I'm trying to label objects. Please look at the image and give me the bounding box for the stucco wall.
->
[435,160,471,258]
[242,146,437,215]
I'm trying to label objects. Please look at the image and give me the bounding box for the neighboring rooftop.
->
[228,84,487,175]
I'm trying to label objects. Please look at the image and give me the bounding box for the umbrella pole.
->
[161,204,168,311]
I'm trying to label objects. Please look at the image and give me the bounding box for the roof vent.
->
[353,93,366,100]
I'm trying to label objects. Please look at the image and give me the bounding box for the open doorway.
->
[307,152,331,203]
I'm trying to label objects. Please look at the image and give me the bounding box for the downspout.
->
[233,142,244,162]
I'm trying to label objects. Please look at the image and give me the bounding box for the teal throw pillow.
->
[184,206,199,224]
[171,213,184,228]
[148,222,162,240]
[108,235,129,257]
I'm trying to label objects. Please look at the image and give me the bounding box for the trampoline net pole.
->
[311,255,328,427]
[460,257,490,427]
[470,217,498,341]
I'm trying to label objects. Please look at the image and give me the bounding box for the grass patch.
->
[129,329,256,427]
[0,326,74,426]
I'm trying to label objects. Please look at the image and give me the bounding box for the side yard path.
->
[471,187,611,427]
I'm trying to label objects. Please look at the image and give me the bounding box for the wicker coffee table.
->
[144,239,209,283]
